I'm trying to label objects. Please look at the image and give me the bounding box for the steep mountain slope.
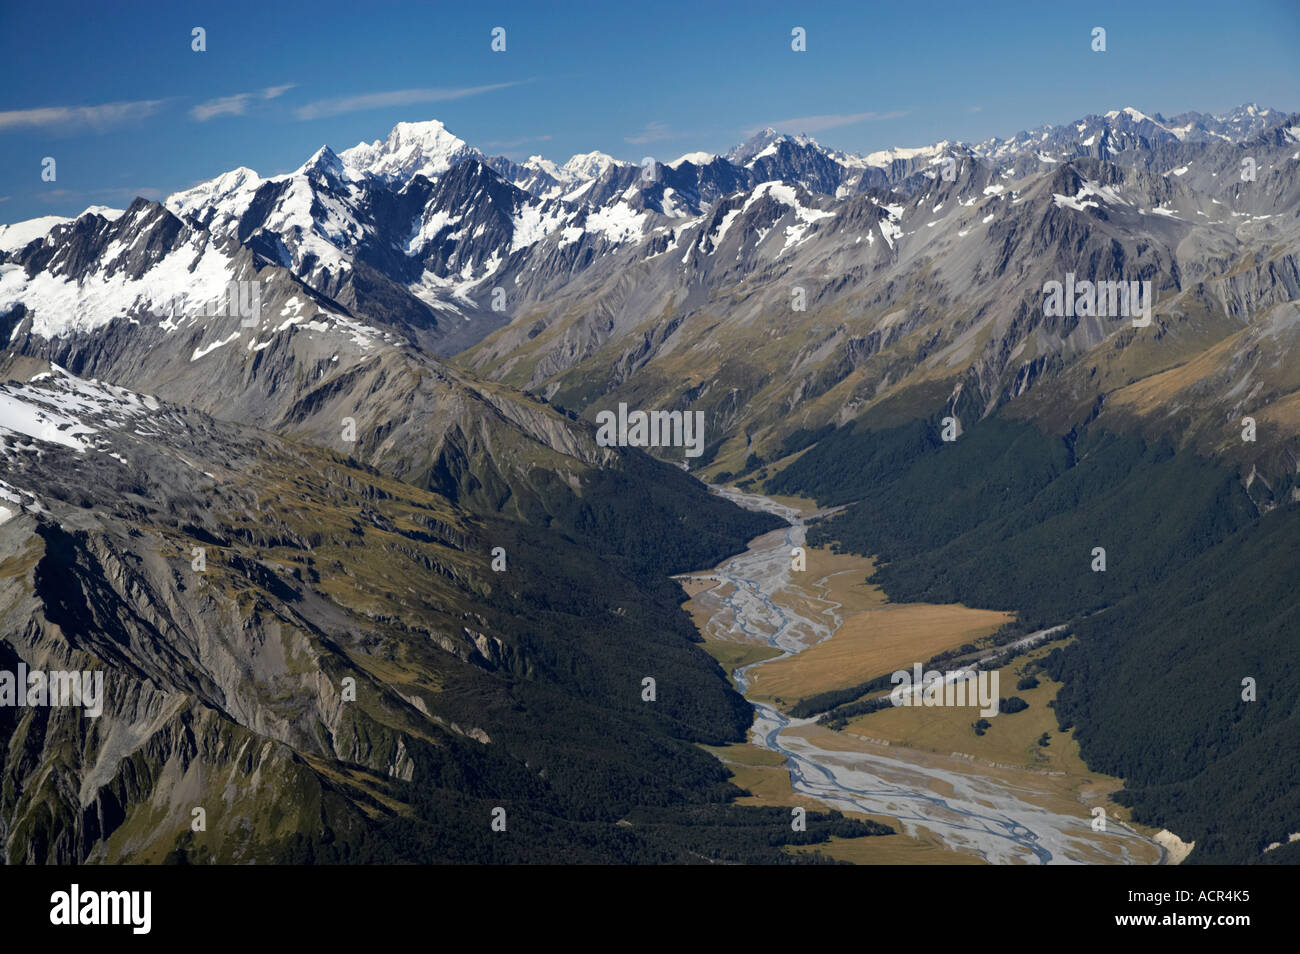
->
[0,367,859,863]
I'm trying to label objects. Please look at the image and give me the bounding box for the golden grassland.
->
[0,536,42,580]
[749,602,1013,707]
[676,577,716,600]
[806,643,1163,864]
[753,490,820,515]
[1107,328,1247,416]
[700,533,1014,708]
[1256,388,1300,433]
[839,645,1080,769]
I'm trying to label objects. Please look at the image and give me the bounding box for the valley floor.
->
[679,489,1164,865]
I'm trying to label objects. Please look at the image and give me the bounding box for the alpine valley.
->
[1,103,1298,864]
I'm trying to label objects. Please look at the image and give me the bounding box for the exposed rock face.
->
[0,376,469,860]
[0,192,627,528]
[0,368,773,862]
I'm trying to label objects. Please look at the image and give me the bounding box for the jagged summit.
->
[559,150,627,180]
[727,127,821,165]
[295,144,353,180]
[340,118,478,182]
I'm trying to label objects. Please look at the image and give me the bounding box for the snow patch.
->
[191,331,241,361]
[585,202,646,244]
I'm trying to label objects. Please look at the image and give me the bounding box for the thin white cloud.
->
[191,84,296,121]
[0,99,165,132]
[745,110,908,136]
[295,82,523,121]
[191,95,251,122]
[968,105,983,113]
[624,121,675,144]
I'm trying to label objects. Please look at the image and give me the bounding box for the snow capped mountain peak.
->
[296,145,350,179]
[857,140,957,169]
[340,119,477,183]
[727,128,822,165]
[523,155,563,178]
[1105,106,1156,123]
[560,151,625,180]
[166,166,264,227]
[218,166,262,186]
[668,151,716,168]
[80,205,125,222]
[183,165,262,197]
[0,206,129,254]
[967,103,1288,162]
[386,119,468,155]
[0,214,71,253]
[727,128,782,164]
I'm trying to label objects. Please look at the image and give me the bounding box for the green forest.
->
[768,414,1300,864]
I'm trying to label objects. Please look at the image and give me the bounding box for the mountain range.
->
[2,102,1298,863]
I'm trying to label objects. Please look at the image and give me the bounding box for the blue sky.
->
[1,0,1297,223]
